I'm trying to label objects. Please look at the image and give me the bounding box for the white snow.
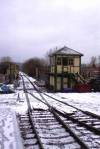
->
[0,72,100,148]
[0,107,23,149]
[55,92,100,115]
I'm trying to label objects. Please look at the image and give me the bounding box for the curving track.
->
[18,72,100,148]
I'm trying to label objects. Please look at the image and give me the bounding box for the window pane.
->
[57,57,61,65]
[62,57,68,66]
[69,59,74,65]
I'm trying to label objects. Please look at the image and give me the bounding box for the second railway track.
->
[18,107,100,149]
[17,73,100,148]
[19,109,83,149]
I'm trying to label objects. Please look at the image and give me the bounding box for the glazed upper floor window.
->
[62,57,68,66]
[68,59,74,65]
[51,56,74,66]
[57,57,62,65]
[62,57,74,66]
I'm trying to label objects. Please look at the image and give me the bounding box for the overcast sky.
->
[0,0,100,63]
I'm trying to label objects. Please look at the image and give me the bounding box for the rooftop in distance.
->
[50,46,83,56]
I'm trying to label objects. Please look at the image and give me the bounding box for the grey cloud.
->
[0,0,100,63]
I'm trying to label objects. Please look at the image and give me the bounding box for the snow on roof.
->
[50,46,83,56]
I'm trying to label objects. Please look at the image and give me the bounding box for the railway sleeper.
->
[54,108,100,135]
[50,108,89,149]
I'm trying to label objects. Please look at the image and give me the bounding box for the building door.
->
[63,77,68,90]
[57,77,61,91]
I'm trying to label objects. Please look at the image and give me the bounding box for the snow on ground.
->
[0,89,99,119]
[55,92,100,115]
[0,91,25,149]
[26,91,100,115]
[0,73,100,149]
[15,91,48,114]
[0,107,23,149]
[17,75,100,115]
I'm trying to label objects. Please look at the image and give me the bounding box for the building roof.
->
[50,46,83,56]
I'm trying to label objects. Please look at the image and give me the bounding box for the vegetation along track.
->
[18,73,100,148]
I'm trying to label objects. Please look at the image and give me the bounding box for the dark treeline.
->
[81,55,100,79]
[82,56,100,67]
[82,55,100,70]
[0,53,99,80]
[22,57,48,80]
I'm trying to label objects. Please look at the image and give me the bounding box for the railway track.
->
[18,109,100,148]
[18,109,85,149]
[18,73,100,148]
[27,91,100,148]
[23,74,100,129]
[18,113,41,149]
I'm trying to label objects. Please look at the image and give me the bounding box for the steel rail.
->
[53,108,100,135]
[27,91,89,149]
[22,73,100,135]
[20,74,32,113]
[43,92,100,120]
[20,74,45,149]
[51,108,89,149]
[20,73,52,108]
[21,73,100,120]
[27,90,100,136]
[19,73,89,148]
[20,73,100,147]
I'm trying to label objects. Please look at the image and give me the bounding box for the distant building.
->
[0,62,19,83]
[6,63,19,83]
[49,46,83,92]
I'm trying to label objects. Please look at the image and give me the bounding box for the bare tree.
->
[45,47,58,65]
[0,56,12,63]
[90,56,97,68]
[98,55,100,74]
[98,55,100,65]
[22,57,48,79]
[0,57,13,74]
